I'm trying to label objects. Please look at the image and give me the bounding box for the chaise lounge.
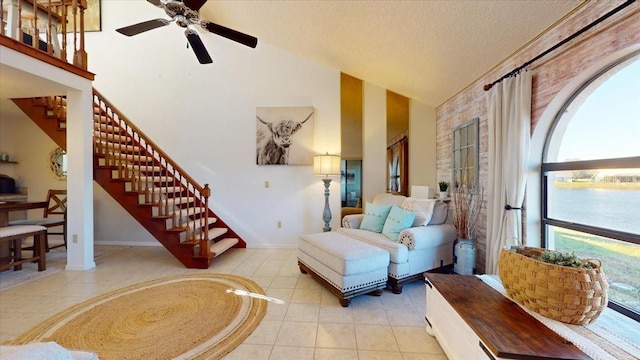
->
[298,192,457,306]
[339,193,457,293]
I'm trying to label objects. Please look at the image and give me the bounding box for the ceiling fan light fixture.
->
[115,0,258,63]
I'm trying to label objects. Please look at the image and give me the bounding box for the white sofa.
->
[339,193,456,293]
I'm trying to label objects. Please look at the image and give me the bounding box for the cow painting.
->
[256,107,314,165]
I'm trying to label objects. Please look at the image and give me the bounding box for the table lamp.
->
[313,153,341,232]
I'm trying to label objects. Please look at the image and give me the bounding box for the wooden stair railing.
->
[0,0,88,69]
[11,90,246,268]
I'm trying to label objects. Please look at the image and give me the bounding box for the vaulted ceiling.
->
[0,0,585,120]
[201,0,584,107]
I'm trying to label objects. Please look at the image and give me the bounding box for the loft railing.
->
[91,89,213,257]
[0,0,88,69]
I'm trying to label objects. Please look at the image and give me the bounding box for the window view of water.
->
[548,188,640,235]
[547,187,640,312]
[542,54,640,321]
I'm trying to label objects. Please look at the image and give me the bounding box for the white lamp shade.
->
[313,154,341,176]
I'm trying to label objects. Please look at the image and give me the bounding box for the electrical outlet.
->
[72,234,78,243]
[265,181,270,188]
[277,221,282,228]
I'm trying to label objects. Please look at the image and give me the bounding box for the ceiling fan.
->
[116,0,258,64]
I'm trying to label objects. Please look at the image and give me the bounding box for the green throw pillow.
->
[382,205,416,241]
[359,203,392,233]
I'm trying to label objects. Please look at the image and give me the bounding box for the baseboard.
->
[93,240,162,247]
[246,243,297,249]
[94,240,298,250]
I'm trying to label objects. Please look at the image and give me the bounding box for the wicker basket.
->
[498,247,608,325]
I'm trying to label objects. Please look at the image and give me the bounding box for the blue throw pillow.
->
[359,203,392,233]
[382,205,416,241]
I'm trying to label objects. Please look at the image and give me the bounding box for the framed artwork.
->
[452,117,479,189]
[256,106,315,165]
[67,0,101,32]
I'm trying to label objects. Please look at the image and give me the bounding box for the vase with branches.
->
[453,184,484,240]
[452,183,484,274]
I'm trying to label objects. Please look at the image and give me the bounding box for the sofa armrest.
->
[398,224,457,250]
[342,214,364,229]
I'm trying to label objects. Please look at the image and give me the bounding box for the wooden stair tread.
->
[207,227,228,239]
[96,133,132,142]
[188,238,239,259]
[179,228,228,242]
[159,196,196,205]
[126,165,163,172]
[138,175,175,182]
[95,153,153,162]
[165,217,217,233]
[210,238,239,257]
[169,206,205,218]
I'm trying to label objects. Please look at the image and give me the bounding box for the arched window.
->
[541,55,640,321]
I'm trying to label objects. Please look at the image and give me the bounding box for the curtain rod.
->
[483,0,636,91]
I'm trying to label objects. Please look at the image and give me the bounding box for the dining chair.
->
[9,189,67,252]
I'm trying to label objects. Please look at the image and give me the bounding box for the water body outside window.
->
[543,56,640,319]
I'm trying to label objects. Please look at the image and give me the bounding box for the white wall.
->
[0,111,21,180]
[84,1,340,248]
[2,115,62,203]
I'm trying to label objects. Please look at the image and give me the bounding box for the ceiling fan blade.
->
[185,29,213,64]
[201,20,258,48]
[184,0,208,11]
[147,0,163,7]
[116,19,170,36]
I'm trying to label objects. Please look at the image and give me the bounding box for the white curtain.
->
[486,71,532,274]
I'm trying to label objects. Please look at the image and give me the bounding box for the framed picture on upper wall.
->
[67,0,101,32]
[256,106,315,165]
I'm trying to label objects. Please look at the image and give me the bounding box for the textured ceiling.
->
[200,0,583,107]
[0,0,584,116]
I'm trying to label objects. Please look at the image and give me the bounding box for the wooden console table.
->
[424,273,590,359]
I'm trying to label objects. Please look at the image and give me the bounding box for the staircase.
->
[12,89,246,268]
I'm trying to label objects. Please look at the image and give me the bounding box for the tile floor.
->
[0,246,448,359]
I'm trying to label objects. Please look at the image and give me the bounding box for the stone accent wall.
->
[436,1,640,273]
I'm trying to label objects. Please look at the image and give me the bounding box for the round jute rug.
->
[8,274,267,359]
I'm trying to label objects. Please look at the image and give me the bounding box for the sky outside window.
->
[557,58,640,162]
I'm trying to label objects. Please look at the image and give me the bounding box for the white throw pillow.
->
[400,197,437,226]
[372,193,407,207]
[428,201,449,225]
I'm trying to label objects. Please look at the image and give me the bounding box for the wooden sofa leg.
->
[339,298,351,307]
[389,279,403,294]
[368,289,383,296]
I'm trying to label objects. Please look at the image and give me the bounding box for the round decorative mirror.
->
[49,147,67,180]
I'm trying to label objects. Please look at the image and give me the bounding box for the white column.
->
[65,88,96,271]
